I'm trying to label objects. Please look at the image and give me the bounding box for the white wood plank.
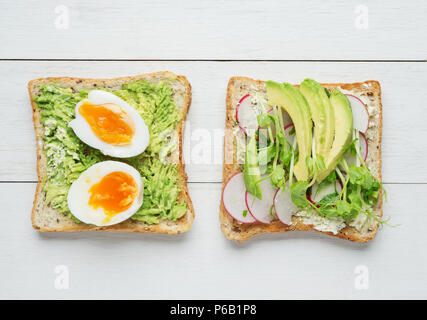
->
[0,182,425,299]
[0,0,426,60]
[0,60,426,183]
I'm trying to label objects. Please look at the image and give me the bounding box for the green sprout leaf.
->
[271,166,285,188]
[290,181,309,209]
[257,113,274,127]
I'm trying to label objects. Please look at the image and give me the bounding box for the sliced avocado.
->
[266,81,312,181]
[299,79,335,160]
[243,135,262,199]
[317,90,353,182]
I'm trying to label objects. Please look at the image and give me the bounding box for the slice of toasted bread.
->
[29,71,194,234]
[220,76,383,242]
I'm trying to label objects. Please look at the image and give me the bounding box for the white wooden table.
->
[0,0,426,299]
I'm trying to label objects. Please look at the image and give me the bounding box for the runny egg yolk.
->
[88,171,138,217]
[79,101,135,145]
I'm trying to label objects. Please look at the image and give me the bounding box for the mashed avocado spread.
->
[34,80,187,224]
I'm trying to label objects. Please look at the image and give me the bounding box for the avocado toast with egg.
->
[29,71,194,233]
[221,77,383,242]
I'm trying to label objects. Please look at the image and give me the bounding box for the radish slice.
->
[308,180,343,204]
[344,131,368,166]
[273,183,298,225]
[236,94,258,137]
[282,111,293,128]
[245,178,276,224]
[284,123,294,131]
[222,173,256,224]
[346,94,369,133]
[359,132,368,162]
[284,123,295,145]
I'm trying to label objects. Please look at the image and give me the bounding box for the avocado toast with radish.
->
[220,77,384,242]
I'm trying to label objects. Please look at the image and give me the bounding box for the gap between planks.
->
[0,59,425,62]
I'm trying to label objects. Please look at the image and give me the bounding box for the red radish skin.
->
[235,94,250,122]
[346,94,370,133]
[222,172,256,224]
[284,123,294,131]
[245,178,277,224]
[360,131,368,162]
[306,179,343,205]
[306,193,316,205]
[235,94,249,135]
[283,123,296,146]
[236,94,258,136]
[282,110,293,128]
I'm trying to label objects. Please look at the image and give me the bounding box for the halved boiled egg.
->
[69,90,150,158]
[67,161,144,226]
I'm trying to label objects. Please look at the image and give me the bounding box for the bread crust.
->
[220,76,383,242]
[28,71,194,234]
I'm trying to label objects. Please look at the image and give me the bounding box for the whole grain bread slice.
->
[29,71,194,234]
[220,76,383,242]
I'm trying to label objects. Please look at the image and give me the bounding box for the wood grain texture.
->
[0,0,426,60]
[0,60,426,183]
[0,0,426,300]
[0,182,425,299]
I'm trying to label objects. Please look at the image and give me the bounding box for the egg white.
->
[67,161,144,226]
[69,90,150,158]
